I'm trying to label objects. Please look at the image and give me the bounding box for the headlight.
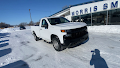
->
[61,30,71,32]
[61,30,66,32]
[66,30,71,32]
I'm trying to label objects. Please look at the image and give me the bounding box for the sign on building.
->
[70,0,120,16]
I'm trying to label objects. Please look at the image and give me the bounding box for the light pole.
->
[29,9,32,22]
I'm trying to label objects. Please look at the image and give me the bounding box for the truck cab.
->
[31,17,89,51]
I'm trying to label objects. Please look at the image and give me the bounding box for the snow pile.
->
[88,25,120,34]
[0,28,15,33]
[0,29,1,32]
[0,26,31,33]
[25,26,31,29]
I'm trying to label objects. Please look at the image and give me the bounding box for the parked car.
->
[31,17,89,51]
[20,25,26,30]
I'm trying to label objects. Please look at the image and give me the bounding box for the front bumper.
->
[63,33,89,47]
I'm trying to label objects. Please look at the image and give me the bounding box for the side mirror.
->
[41,25,48,29]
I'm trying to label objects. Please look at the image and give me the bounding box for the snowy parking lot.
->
[0,26,120,68]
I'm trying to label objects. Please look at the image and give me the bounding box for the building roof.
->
[49,7,70,17]
[42,16,63,19]
[49,0,104,17]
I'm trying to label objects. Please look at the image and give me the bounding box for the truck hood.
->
[52,22,87,29]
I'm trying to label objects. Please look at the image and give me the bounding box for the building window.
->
[81,14,91,26]
[92,11,107,25]
[71,8,120,26]
[108,9,120,25]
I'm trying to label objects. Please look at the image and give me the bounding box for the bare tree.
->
[0,22,12,28]
[35,22,40,26]
[28,21,34,26]
[19,22,27,27]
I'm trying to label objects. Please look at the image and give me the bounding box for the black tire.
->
[52,37,62,51]
[33,33,39,41]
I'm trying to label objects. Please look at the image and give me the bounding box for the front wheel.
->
[52,37,62,51]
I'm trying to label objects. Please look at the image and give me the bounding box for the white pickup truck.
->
[31,17,88,51]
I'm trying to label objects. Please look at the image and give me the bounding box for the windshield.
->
[48,17,70,25]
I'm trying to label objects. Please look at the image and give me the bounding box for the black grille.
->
[69,26,87,33]
[72,30,87,38]
[65,26,88,39]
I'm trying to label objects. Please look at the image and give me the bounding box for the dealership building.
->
[50,0,120,26]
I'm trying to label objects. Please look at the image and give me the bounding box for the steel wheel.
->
[52,37,62,51]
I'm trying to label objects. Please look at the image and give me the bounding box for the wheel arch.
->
[51,34,57,41]
[51,34,63,44]
[32,31,38,37]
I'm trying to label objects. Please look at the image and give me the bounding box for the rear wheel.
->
[33,33,39,41]
[52,37,62,51]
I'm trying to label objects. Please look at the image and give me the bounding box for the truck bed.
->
[31,26,40,37]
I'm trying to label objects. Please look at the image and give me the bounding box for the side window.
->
[41,19,48,27]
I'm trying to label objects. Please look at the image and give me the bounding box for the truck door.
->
[40,19,50,41]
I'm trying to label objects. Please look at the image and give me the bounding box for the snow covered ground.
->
[0,25,120,68]
[88,25,120,34]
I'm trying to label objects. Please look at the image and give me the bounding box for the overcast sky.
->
[0,0,92,25]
